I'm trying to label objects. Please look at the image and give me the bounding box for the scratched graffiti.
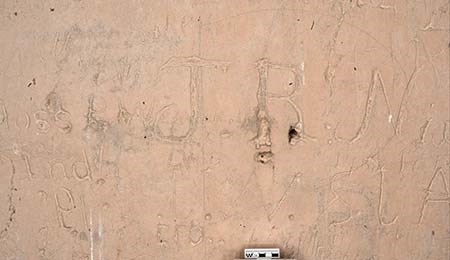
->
[0,1,449,260]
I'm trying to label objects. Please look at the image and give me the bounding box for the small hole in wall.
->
[142,101,145,105]
[256,151,273,164]
[353,67,357,71]
[50,8,55,12]
[288,127,298,142]
[144,136,147,139]
[14,12,18,16]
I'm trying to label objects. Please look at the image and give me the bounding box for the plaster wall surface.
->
[0,1,449,259]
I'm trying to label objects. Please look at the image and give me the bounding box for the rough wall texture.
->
[0,0,449,259]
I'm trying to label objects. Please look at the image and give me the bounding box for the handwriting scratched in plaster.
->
[348,70,393,143]
[55,187,76,230]
[254,57,309,163]
[150,56,229,143]
[418,166,449,224]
